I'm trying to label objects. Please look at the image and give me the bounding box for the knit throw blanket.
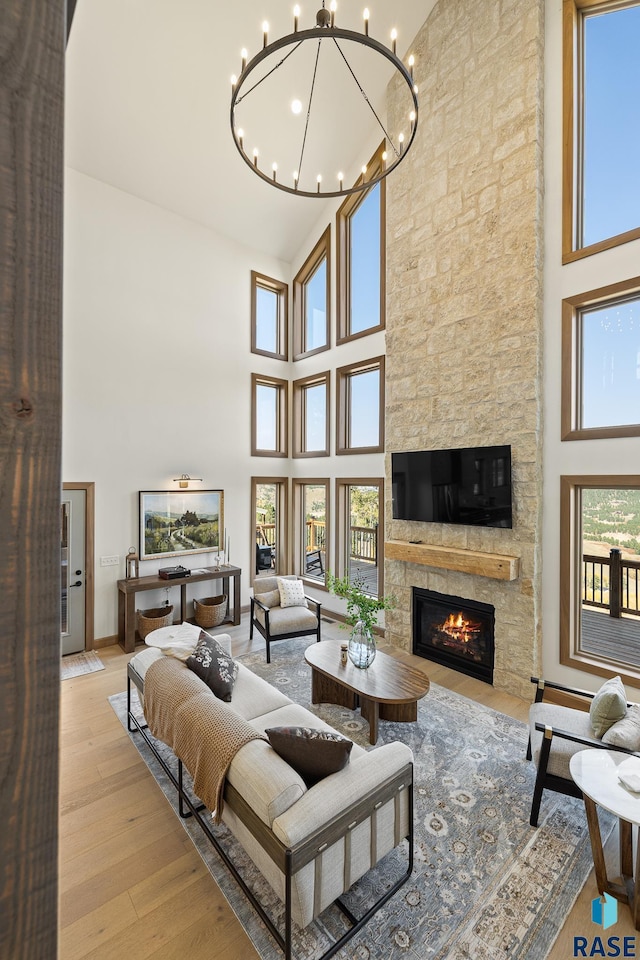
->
[143,656,265,823]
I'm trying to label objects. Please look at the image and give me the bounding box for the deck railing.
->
[582,548,640,617]
[256,520,378,564]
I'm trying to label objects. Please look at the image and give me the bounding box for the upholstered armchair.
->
[527,675,640,827]
[250,575,322,663]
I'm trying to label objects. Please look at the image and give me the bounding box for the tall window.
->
[561,277,640,439]
[293,227,330,360]
[251,271,288,360]
[336,356,385,454]
[335,479,383,598]
[563,0,640,261]
[561,475,640,683]
[337,143,385,342]
[293,479,329,586]
[251,477,288,583]
[251,373,288,457]
[293,372,330,458]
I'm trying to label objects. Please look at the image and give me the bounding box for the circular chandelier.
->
[230,3,419,198]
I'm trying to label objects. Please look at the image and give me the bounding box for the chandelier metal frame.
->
[230,8,419,199]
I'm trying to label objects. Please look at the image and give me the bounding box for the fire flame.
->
[440,612,479,643]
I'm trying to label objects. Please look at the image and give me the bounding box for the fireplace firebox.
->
[412,588,495,684]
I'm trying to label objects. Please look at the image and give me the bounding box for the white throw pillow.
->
[590,675,627,738]
[603,703,640,752]
[276,577,308,608]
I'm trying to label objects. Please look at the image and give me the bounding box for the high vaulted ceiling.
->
[65,0,434,263]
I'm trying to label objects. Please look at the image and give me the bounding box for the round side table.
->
[570,748,640,928]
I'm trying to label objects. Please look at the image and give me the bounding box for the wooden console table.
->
[117,565,241,652]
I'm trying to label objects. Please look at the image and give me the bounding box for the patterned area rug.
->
[61,650,104,680]
[109,640,612,960]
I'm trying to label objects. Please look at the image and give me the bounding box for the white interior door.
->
[61,488,86,655]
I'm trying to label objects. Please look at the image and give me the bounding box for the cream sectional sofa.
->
[127,633,414,960]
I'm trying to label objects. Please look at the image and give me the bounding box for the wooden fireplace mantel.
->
[384,540,520,581]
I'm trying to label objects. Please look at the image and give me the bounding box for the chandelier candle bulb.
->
[408,54,414,80]
[262,21,269,47]
[293,170,299,188]
[399,132,405,153]
[330,1,337,27]
[237,128,244,147]
[293,5,299,31]
[363,8,369,36]
[272,162,277,181]
[253,148,259,166]
[391,27,397,55]
[231,74,237,88]
[241,48,247,70]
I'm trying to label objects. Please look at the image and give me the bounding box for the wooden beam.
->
[384,540,520,581]
[0,2,64,957]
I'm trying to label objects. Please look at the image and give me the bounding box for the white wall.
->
[63,168,289,639]
[542,0,640,694]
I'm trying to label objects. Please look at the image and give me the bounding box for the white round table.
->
[570,748,640,928]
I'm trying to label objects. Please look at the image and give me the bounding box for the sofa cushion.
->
[265,726,353,786]
[590,675,627,738]
[227,739,307,825]
[603,703,640,751]
[186,632,238,702]
[230,662,293,720]
[277,577,308,609]
[254,604,318,636]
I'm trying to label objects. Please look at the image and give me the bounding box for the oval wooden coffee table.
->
[304,640,430,744]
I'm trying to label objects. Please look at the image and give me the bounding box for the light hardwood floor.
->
[59,617,635,959]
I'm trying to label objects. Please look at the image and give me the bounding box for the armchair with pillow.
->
[250,574,322,662]
[527,674,640,826]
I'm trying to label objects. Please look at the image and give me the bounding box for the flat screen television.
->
[392,445,512,528]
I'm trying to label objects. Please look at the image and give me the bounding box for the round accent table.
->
[570,748,640,928]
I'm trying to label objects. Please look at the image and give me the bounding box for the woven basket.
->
[137,604,174,640]
[193,594,227,629]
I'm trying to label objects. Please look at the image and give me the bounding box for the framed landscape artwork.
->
[139,490,224,561]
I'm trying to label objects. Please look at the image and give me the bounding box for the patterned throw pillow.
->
[590,675,627,738]
[186,631,238,702]
[276,577,308,609]
[265,726,353,785]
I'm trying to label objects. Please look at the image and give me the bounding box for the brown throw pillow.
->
[265,726,353,786]
[186,631,238,702]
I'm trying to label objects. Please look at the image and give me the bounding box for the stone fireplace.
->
[412,587,495,684]
[383,0,544,700]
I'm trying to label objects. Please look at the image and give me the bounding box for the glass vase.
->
[348,620,376,669]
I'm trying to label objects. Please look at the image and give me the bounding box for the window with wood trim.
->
[336,356,385,455]
[563,0,640,262]
[251,477,288,584]
[560,475,640,684]
[335,479,383,599]
[293,227,330,360]
[251,271,288,360]
[561,277,640,440]
[293,479,329,586]
[251,373,288,457]
[337,142,386,343]
[292,371,330,458]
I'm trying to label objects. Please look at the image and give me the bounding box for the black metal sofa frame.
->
[127,660,414,960]
[527,676,639,827]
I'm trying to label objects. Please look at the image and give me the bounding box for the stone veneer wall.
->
[384,0,545,699]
